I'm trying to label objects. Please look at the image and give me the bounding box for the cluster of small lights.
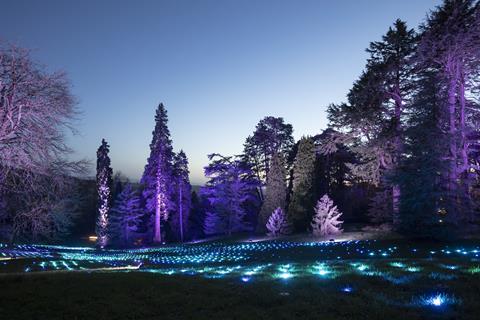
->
[0,239,477,311]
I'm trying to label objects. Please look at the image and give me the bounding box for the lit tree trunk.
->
[179,181,184,242]
[391,86,403,226]
[447,59,459,198]
[154,165,162,243]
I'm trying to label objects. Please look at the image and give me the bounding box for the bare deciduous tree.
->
[0,43,86,242]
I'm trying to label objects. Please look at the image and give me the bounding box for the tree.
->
[189,191,206,240]
[288,137,316,231]
[96,139,113,248]
[109,184,143,246]
[394,70,454,238]
[201,154,260,236]
[311,195,343,237]
[266,207,292,237]
[0,43,86,242]
[141,103,174,243]
[257,153,287,233]
[327,20,417,226]
[170,150,192,242]
[416,0,480,224]
[243,117,294,190]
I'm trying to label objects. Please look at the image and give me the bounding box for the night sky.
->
[1,0,440,184]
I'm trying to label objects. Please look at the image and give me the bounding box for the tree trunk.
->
[179,183,184,242]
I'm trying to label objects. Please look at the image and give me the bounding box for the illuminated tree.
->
[0,43,86,242]
[266,207,292,237]
[109,184,143,246]
[141,103,174,243]
[96,139,113,248]
[416,0,480,224]
[311,194,343,237]
[327,20,417,226]
[257,153,287,233]
[170,150,191,242]
[288,137,316,231]
[201,154,260,236]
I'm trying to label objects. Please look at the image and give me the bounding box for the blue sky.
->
[1,0,440,184]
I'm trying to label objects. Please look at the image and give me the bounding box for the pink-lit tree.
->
[311,194,343,237]
[96,139,113,248]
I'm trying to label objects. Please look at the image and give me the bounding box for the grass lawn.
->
[1,238,480,319]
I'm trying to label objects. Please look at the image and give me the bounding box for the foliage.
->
[311,194,343,237]
[243,116,294,186]
[96,139,113,248]
[288,137,316,231]
[257,153,287,233]
[201,154,260,236]
[266,207,292,237]
[141,103,174,243]
[170,150,192,242]
[0,43,86,242]
[109,184,144,246]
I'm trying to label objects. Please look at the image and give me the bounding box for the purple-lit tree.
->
[201,154,260,236]
[257,153,287,233]
[327,20,417,226]
[141,103,174,243]
[109,184,144,246]
[416,0,480,224]
[0,43,86,242]
[311,194,343,237]
[171,150,192,242]
[96,139,113,248]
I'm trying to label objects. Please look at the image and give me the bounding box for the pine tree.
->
[243,117,294,185]
[96,139,113,248]
[394,70,453,238]
[189,191,206,240]
[109,184,143,246]
[327,20,417,227]
[288,137,316,231]
[266,207,292,237]
[257,153,287,233]
[170,150,192,242]
[203,211,225,236]
[311,194,343,237]
[201,154,260,236]
[141,103,174,243]
[416,0,480,225]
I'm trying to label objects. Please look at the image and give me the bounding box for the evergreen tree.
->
[266,207,292,237]
[416,0,480,225]
[96,139,113,248]
[189,191,206,240]
[257,153,287,233]
[288,137,316,231]
[141,103,174,243]
[201,154,260,236]
[394,71,453,238]
[327,20,417,226]
[109,184,143,246]
[170,150,192,242]
[243,116,294,198]
[311,195,343,237]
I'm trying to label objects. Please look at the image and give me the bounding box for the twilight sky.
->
[2,0,440,184]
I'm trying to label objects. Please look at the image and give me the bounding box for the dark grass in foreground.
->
[1,270,479,320]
